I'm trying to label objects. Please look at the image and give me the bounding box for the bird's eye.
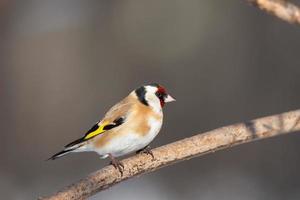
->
[155,91,164,99]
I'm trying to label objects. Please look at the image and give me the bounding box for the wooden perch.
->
[249,0,300,24]
[41,109,300,200]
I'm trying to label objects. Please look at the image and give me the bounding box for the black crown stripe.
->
[135,86,148,106]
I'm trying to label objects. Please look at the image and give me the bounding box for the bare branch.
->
[40,109,300,200]
[249,0,300,24]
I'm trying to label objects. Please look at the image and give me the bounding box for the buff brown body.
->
[49,83,175,175]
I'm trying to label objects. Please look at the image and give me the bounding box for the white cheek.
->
[145,94,162,113]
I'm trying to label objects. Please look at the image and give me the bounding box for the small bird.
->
[49,83,175,174]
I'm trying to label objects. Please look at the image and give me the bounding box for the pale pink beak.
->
[164,94,176,103]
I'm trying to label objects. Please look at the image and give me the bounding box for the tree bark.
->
[40,109,300,200]
[250,0,300,24]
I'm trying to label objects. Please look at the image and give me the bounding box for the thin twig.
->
[249,0,300,24]
[40,109,300,200]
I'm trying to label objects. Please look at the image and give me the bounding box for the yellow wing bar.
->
[65,117,125,148]
[84,121,110,140]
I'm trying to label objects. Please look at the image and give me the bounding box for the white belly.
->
[96,117,162,157]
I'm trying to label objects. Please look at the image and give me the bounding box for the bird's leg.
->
[136,145,154,160]
[108,153,124,176]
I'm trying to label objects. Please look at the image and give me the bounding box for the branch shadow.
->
[244,114,300,139]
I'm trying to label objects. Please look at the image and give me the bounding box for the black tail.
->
[48,136,86,160]
[64,137,85,148]
[47,148,74,160]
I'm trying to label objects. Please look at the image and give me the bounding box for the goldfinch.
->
[49,83,175,174]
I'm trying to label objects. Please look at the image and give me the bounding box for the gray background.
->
[0,0,300,199]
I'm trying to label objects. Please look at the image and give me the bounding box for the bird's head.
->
[134,83,175,110]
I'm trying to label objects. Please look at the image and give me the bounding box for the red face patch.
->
[157,86,166,95]
[156,86,167,107]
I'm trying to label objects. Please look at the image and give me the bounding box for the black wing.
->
[64,117,125,148]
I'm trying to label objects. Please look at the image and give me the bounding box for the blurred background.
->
[1,0,300,199]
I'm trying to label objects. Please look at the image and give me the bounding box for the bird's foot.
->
[136,145,155,160]
[108,154,124,176]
